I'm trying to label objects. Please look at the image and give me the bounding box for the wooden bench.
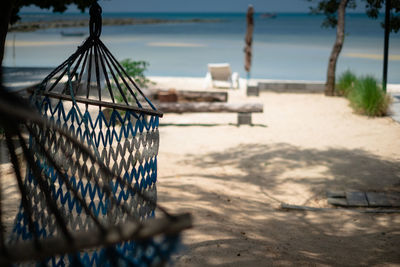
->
[158,102,263,125]
[157,90,228,103]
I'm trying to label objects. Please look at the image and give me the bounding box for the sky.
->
[21,0,366,13]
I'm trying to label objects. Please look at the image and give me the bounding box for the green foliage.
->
[336,72,391,116]
[308,0,400,31]
[120,59,151,88]
[364,0,400,33]
[10,0,95,24]
[113,85,134,106]
[113,59,151,105]
[307,0,356,28]
[336,70,357,96]
[348,75,391,116]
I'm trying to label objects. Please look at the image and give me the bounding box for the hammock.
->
[0,2,191,266]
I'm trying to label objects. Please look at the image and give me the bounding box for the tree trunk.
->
[158,102,263,113]
[0,1,15,83]
[325,0,348,96]
[156,90,228,103]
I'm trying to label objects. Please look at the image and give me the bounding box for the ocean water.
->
[4,12,400,83]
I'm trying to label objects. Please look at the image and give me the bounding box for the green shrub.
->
[120,59,151,88]
[348,76,391,116]
[336,70,357,96]
[113,59,152,105]
[113,83,134,105]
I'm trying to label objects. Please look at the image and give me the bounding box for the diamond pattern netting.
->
[7,96,180,266]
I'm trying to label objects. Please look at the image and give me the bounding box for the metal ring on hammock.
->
[0,2,190,266]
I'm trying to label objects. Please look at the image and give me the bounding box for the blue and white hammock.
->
[0,2,190,266]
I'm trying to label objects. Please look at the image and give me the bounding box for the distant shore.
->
[9,17,223,32]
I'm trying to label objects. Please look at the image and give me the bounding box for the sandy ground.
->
[148,77,400,266]
[1,77,400,266]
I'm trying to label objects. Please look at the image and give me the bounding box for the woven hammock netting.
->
[0,2,190,266]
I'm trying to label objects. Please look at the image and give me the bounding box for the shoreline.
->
[8,17,223,32]
[3,67,400,93]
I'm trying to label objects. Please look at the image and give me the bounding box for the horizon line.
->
[19,11,372,14]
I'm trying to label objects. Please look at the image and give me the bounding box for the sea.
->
[3,12,400,83]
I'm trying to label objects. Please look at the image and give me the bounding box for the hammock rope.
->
[0,2,191,266]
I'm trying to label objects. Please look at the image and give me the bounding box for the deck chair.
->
[205,63,239,89]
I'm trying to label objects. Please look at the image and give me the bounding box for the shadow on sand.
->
[159,123,268,128]
[158,143,400,266]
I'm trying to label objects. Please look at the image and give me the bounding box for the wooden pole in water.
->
[244,5,254,83]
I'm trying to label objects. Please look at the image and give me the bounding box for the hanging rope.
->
[89,2,102,39]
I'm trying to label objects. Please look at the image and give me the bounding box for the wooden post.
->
[238,112,252,125]
[246,85,259,96]
[382,0,391,93]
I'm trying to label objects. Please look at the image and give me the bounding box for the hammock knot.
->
[89,2,102,38]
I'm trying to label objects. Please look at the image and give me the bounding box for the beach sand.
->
[1,77,400,265]
[149,77,400,266]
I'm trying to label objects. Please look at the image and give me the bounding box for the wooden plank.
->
[27,89,164,117]
[366,192,400,207]
[328,197,347,206]
[281,203,400,213]
[326,190,345,198]
[158,102,263,113]
[157,90,228,102]
[281,203,325,211]
[346,191,368,207]
[0,213,192,265]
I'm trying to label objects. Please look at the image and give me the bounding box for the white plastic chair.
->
[205,63,239,89]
